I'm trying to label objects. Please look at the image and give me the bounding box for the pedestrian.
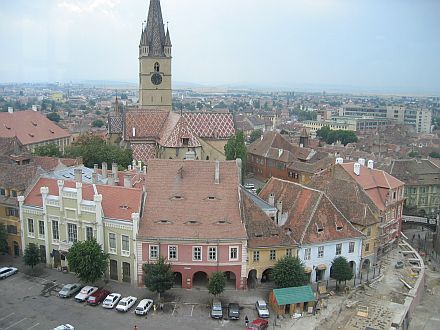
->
[245,315,249,327]
[134,326,138,330]
[160,302,164,311]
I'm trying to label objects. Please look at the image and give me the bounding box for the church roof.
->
[164,27,172,46]
[140,0,168,57]
[182,113,235,139]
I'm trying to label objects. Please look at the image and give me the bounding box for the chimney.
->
[32,105,38,111]
[367,160,374,169]
[138,160,142,172]
[132,127,136,137]
[107,173,115,186]
[335,157,343,165]
[128,165,132,171]
[236,158,242,184]
[76,182,82,215]
[268,192,275,206]
[74,168,82,183]
[92,172,98,184]
[277,200,283,213]
[358,158,366,166]
[102,162,108,179]
[132,160,136,169]
[278,148,283,158]
[215,160,220,184]
[93,164,98,173]
[112,163,118,183]
[143,165,147,174]
[124,171,132,188]
[7,107,13,113]
[354,162,361,176]
[57,180,64,210]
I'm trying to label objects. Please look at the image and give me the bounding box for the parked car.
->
[244,183,255,190]
[102,293,122,309]
[0,267,18,280]
[246,318,269,330]
[210,300,223,319]
[228,303,240,320]
[135,299,154,315]
[87,288,111,306]
[74,286,98,302]
[116,296,137,312]
[53,324,74,330]
[58,283,81,298]
[255,300,270,318]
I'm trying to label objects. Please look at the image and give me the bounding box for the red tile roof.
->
[182,113,235,139]
[0,110,70,145]
[139,159,246,239]
[33,156,82,171]
[24,177,143,221]
[259,178,363,245]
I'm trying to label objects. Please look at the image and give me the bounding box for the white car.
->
[74,286,98,302]
[53,324,74,330]
[102,293,122,309]
[256,300,270,318]
[0,267,18,280]
[135,299,154,315]
[116,296,137,312]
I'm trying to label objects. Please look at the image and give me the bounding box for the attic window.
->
[208,196,216,200]
[182,138,189,146]
[49,129,55,134]
[171,194,184,200]
[216,220,231,225]
[316,223,324,233]
[185,220,200,225]
[4,124,11,130]
[156,219,172,224]
[31,121,37,126]
[255,233,263,237]
[336,224,343,231]
[28,133,34,137]
[119,204,129,210]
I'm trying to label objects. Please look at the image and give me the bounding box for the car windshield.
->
[213,306,222,311]
[259,302,267,309]
[120,301,127,306]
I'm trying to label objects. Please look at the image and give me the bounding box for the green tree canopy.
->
[67,239,109,284]
[224,131,247,181]
[249,129,263,143]
[330,256,354,287]
[92,119,105,128]
[64,134,132,168]
[272,256,308,288]
[429,151,440,158]
[46,112,61,122]
[143,256,175,301]
[0,225,8,253]
[23,244,40,270]
[34,143,62,157]
[316,127,358,146]
[208,272,226,297]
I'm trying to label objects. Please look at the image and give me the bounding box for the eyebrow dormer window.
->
[154,62,160,72]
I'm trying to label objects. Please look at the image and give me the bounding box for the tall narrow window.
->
[109,233,116,253]
[154,62,160,72]
[86,227,93,241]
[270,250,276,261]
[304,248,311,260]
[28,218,34,237]
[67,223,77,243]
[149,245,159,259]
[121,235,130,256]
[253,250,260,262]
[38,220,45,238]
[229,246,238,261]
[52,221,59,241]
[208,247,217,261]
[318,246,324,258]
[193,246,202,261]
[286,248,292,257]
[349,242,355,253]
[168,245,177,260]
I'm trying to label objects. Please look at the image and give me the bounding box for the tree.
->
[249,129,263,143]
[34,143,62,157]
[224,131,247,181]
[143,256,175,302]
[330,256,353,289]
[64,134,132,168]
[92,119,105,128]
[46,112,61,122]
[23,244,40,271]
[67,239,109,284]
[272,256,308,288]
[208,272,226,297]
[429,151,440,158]
[316,127,358,146]
[0,225,8,253]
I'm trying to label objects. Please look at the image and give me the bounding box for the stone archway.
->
[173,272,182,288]
[349,261,356,274]
[247,269,257,289]
[224,271,236,288]
[261,268,273,283]
[192,271,208,288]
[362,259,371,270]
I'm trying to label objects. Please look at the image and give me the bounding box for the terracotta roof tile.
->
[182,113,235,139]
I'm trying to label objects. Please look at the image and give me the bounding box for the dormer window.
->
[185,220,200,225]
[182,138,189,146]
[208,196,215,200]
[31,121,37,126]
[316,223,324,233]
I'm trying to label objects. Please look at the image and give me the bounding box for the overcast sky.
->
[1,0,439,94]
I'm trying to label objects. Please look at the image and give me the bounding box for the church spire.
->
[140,0,169,57]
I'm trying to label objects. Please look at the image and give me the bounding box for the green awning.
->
[273,285,316,305]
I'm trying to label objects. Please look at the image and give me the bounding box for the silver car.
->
[256,300,270,318]
[0,267,18,280]
[211,300,223,319]
[58,283,81,298]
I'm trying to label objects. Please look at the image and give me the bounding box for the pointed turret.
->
[139,0,169,57]
[165,26,172,46]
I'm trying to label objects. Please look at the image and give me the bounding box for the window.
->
[336,243,342,255]
[349,241,355,253]
[52,221,59,241]
[6,207,18,217]
[366,227,371,237]
[67,223,77,243]
[109,233,116,253]
[28,218,34,237]
[121,235,130,256]
[7,225,17,234]
[318,246,324,258]
[304,248,311,260]
[154,62,160,72]
[0,188,5,195]
[39,220,45,238]
[286,248,292,257]
[229,246,238,261]
[86,227,93,241]
[11,190,17,197]
[168,245,177,260]
[193,246,202,261]
[208,247,217,261]
[253,250,260,262]
[365,243,370,252]
[149,245,159,259]
[270,250,276,261]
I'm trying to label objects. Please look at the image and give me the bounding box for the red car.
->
[87,288,111,306]
[246,318,269,330]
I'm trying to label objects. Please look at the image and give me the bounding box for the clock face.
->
[151,73,162,85]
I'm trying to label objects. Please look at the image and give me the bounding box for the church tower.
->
[139,0,172,111]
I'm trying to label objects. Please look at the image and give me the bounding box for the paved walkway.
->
[0,255,271,307]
